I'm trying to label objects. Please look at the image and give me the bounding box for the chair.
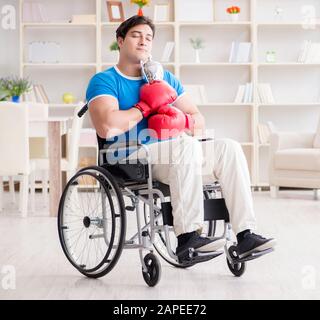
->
[32,103,84,205]
[0,102,35,216]
[269,116,320,199]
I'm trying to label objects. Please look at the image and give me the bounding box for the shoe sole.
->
[238,239,277,259]
[178,253,217,267]
[196,238,226,252]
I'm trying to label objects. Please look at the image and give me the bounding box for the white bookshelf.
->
[19,0,320,187]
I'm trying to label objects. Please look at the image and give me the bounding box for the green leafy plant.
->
[0,78,11,101]
[0,76,32,97]
[189,38,205,50]
[109,41,119,51]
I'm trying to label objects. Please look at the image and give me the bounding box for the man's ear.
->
[117,37,124,49]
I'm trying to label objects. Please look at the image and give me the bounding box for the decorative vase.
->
[11,95,20,103]
[195,49,200,63]
[137,7,143,16]
[230,13,239,22]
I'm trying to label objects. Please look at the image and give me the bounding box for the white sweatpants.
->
[127,133,257,236]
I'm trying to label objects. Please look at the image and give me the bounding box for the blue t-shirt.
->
[86,66,185,159]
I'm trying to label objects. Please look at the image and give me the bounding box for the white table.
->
[30,117,70,217]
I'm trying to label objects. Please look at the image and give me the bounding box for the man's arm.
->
[89,96,143,139]
[172,93,206,137]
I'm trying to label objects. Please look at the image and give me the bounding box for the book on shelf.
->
[257,122,275,144]
[298,41,320,63]
[22,85,50,104]
[234,82,253,103]
[23,2,49,22]
[160,41,175,62]
[229,42,252,63]
[257,83,275,104]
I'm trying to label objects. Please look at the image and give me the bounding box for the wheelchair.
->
[57,104,273,287]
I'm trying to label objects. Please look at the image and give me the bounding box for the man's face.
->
[118,24,153,63]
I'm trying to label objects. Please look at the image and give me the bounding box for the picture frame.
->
[106,1,124,22]
[154,4,169,22]
[183,85,207,105]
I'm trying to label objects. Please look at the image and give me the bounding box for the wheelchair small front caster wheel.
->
[142,253,161,287]
[226,245,246,277]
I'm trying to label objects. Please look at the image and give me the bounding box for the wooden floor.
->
[0,190,320,300]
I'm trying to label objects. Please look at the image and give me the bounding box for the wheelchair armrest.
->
[197,137,214,142]
[99,141,152,165]
[104,141,143,150]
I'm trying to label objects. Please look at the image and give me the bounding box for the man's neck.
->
[116,60,141,77]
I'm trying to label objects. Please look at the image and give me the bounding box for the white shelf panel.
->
[257,22,320,27]
[178,21,251,26]
[258,103,320,107]
[49,103,81,107]
[180,63,253,67]
[101,22,175,27]
[198,103,254,107]
[22,22,96,27]
[258,63,320,67]
[23,63,96,68]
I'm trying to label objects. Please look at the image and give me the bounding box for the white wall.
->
[0,0,20,77]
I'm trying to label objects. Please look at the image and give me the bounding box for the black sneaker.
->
[176,231,225,262]
[237,232,276,259]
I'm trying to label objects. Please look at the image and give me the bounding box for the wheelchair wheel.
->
[226,245,246,277]
[58,166,126,279]
[142,253,161,287]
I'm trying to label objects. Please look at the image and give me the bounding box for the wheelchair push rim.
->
[58,166,126,278]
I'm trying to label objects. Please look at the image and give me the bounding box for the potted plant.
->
[0,78,11,101]
[130,0,150,16]
[226,6,241,22]
[0,76,32,103]
[109,40,120,61]
[190,38,205,63]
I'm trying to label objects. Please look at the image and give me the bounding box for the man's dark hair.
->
[116,15,155,40]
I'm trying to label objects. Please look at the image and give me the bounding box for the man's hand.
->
[133,80,177,118]
[148,105,194,140]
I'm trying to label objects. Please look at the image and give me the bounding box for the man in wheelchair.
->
[85,15,276,266]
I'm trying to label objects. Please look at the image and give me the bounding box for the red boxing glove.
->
[148,105,194,140]
[134,80,177,118]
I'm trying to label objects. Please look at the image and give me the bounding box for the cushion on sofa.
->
[274,148,320,171]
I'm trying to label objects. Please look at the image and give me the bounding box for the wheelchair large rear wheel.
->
[58,166,126,278]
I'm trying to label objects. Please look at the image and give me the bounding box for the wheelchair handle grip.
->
[77,103,88,118]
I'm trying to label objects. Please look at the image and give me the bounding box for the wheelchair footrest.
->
[179,249,223,267]
[235,247,274,263]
